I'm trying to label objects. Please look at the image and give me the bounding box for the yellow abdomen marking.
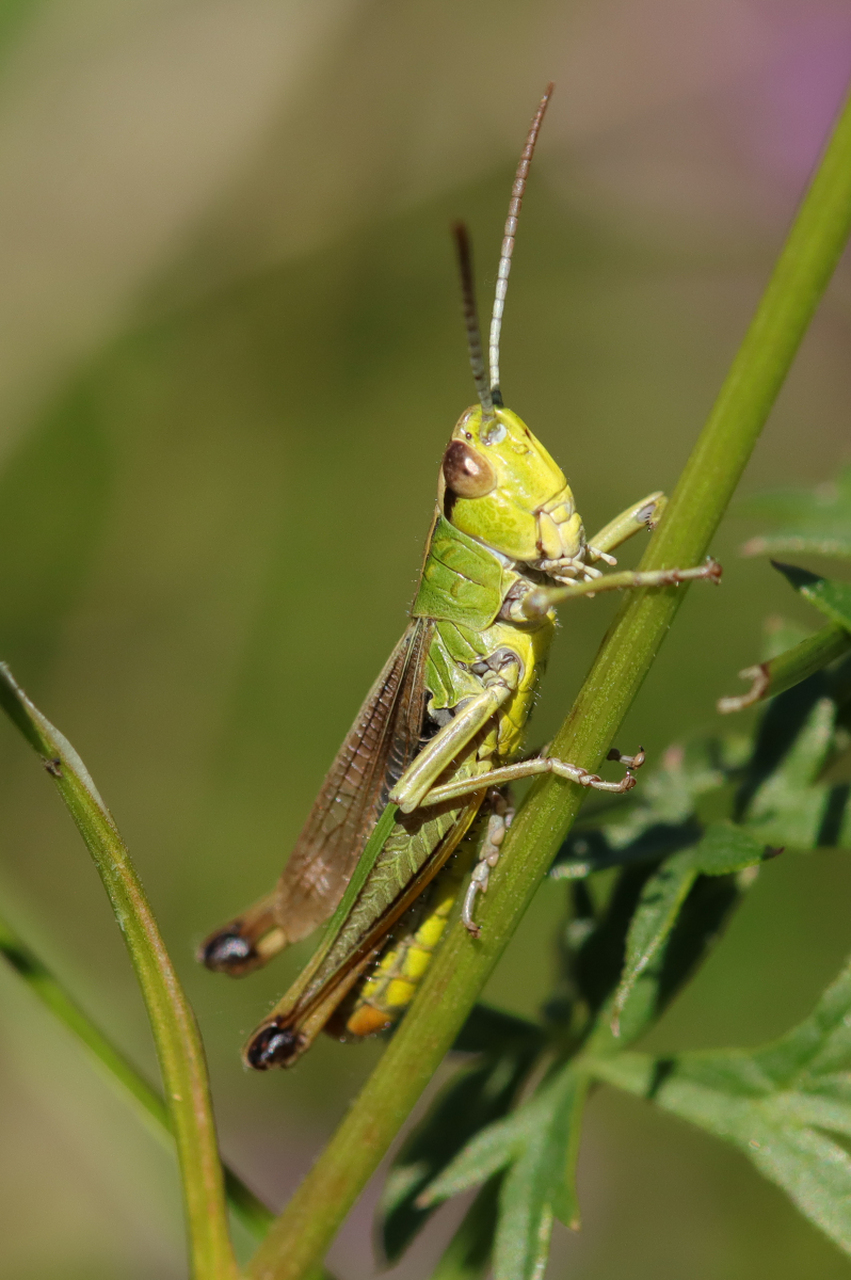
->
[344,853,468,1038]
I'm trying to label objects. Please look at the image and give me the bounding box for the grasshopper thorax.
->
[438,405,584,572]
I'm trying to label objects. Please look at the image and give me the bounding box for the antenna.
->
[488,83,554,407]
[452,221,494,416]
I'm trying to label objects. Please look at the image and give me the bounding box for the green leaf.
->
[381,1006,545,1261]
[421,1067,588,1280]
[594,1050,851,1255]
[580,870,747,1059]
[551,671,851,1058]
[610,823,766,1033]
[416,1094,529,1204]
[741,466,851,559]
[381,1047,536,1262]
[744,695,849,846]
[551,735,748,880]
[772,561,851,632]
[720,493,851,711]
[429,1178,502,1280]
[589,950,851,1259]
[452,1004,545,1056]
[0,665,239,1279]
[558,668,851,873]
[750,949,851,1084]
[495,1071,587,1280]
[609,851,698,1033]
[692,820,772,874]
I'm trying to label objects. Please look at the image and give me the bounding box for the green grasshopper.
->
[200,85,720,1069]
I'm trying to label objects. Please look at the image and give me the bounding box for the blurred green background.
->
[1,1,851,1276]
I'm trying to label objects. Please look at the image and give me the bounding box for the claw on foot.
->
[703,556,723,584]
[607,745,646,770]
[462,875,485,937]
[661,557,722,587]
[462,793,512,937]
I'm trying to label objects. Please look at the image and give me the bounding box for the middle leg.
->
[419,743,645,807]
[461,788,514,937]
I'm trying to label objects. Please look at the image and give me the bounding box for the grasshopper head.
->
[445,89,577,571]
[438,405,584,569]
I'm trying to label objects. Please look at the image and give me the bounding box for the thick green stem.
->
[247,81,851,1280]
[0,908,273,1241]
[0,667,241,1280]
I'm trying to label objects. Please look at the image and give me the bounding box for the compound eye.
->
[442,440,496,498]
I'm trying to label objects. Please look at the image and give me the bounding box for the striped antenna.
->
[452,221,494,416]
[488,84,554,406]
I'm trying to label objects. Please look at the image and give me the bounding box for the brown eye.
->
[442,440,496,498]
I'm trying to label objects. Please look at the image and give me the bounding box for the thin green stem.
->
[0,666,240,1280]
[717,622,851,713]
[247,80,851,1280]
[0,908,273,1241]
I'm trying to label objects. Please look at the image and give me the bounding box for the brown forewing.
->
[272,618,433,944]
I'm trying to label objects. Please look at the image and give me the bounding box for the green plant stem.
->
[0,908,273,1241]
[247,82,851,1280]
[0,666,240,1280]
[717,622,851,713]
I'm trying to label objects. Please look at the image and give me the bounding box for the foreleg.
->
[586,491,666,561]
[520,558,721,619]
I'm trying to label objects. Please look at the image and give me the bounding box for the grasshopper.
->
[200,85,720,1069]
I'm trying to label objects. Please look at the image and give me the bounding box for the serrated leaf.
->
[590,950,851,1259]
[751,953,851,1084]
[721,471,851,710]
[493,1070,587,1280]
[572,861,662,1017]
[552,675,851,1053]
[429,1178,502,1280]
[734,666,832,814]
[417,1098,529,1205]
[381,1048,535,1262]
[745,696,849,846]
[595,1050,851,1255]
[422,1067,588,1280]
[610,850,697,1031]
[611,824,766,1032]
[741,467,851,560]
